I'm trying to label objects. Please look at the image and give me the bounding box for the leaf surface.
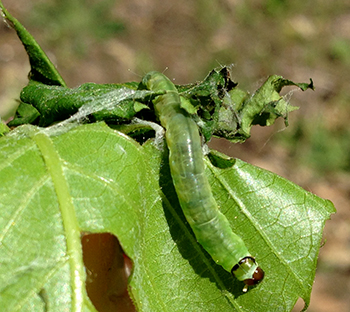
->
[204,153,335,311]
[0,123,334,311]
[0,123,158,311]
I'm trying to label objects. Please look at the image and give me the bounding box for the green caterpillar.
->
[142,71,264,289]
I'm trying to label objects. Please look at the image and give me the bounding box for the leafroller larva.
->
[142,71,264,289]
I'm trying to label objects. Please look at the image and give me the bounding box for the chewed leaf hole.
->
[81,232,135,312]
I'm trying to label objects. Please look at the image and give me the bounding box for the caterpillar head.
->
[231,256,264,292]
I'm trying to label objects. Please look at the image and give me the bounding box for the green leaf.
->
[178,67,235,141]
[6,102,41,127]
[235,75,314,141]
[204,154,334,311]
[8,81,160,127]
[0,123,334,311]
[0,1,66,86]
[0,122,159,311]
[176,68,315,144]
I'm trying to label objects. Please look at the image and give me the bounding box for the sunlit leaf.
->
[0,123,334,311]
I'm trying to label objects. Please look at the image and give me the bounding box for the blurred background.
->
[1,0,349,311]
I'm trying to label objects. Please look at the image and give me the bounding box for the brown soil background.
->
[1,0,349,311]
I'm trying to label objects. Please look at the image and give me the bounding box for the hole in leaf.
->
[81,232,135,312]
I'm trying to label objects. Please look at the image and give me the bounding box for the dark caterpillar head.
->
[231,256,264,289]
[242,266,265,286]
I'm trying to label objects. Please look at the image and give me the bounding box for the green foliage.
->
[11,81,157,127]
[0,2,66,86]
[0,2,335,312]
[0,123,335,311]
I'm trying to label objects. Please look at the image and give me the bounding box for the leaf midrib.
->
[33,132,89,312]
